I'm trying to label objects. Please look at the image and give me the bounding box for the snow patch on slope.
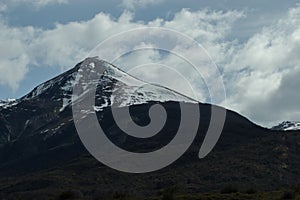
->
[0,99,18,109]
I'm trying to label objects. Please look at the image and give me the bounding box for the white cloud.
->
[0,20,38,90]
[0,9,241,89]
[89,9,243,103]
[121,0,165,10]
[223,6,300,126]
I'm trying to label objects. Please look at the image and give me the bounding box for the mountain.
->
[0,57,195,145]
[272,121,300,131]
[0,57,300,199]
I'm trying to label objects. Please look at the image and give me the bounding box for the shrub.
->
[244,188,257,194]
[293,186,300,194]
[58,190,83,200]
[112,191,128,200]
[220,185,239,194]
[161,187,177,200]
[281,190,296,199]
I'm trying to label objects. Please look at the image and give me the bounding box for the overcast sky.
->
[0,0,299,127]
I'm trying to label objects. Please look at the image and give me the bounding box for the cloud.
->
[0,20,38,90]
[0,9,242,89]
[12,0,69,7]
[0,0,68,11]
[121,0,165,10]
[0,3,7,12]
[88,9,243,103]
[223,6,300,126]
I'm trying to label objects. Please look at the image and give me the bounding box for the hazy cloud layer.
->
[1,0,69,9]
[121,0,165,10]
[0,3,7,12]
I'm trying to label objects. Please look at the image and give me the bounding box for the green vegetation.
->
[1,129,300,200]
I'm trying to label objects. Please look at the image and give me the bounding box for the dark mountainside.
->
[0,58,299,199]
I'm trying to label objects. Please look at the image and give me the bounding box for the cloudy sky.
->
[0,0,299,127]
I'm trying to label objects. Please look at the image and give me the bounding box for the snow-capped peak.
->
[69,57,197,111]
[272,121,300,131]
[1,57,197,113]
